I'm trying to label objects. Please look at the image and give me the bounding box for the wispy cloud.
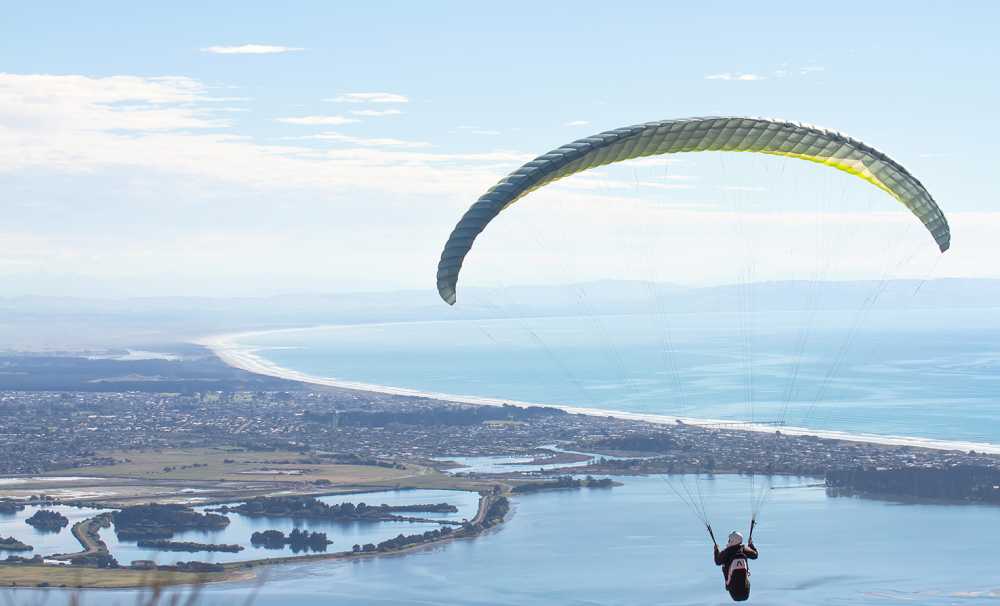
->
[276,115,360,126]
[0,73,227,133]
[0,73,529,196]
[201,44,304,55]
[564,120,590,127]
[328,92,408,104]
[350,109,402,117]
[705,73,765,81]
[289,131,431,148]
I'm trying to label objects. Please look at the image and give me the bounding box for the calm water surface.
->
[104,488,481,565]
[13,475,996,605]
[0,504,110,558]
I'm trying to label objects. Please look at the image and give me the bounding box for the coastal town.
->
[1,351,997,499]
[0,349,997,589]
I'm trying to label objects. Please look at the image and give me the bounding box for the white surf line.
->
[197,328,1000,456]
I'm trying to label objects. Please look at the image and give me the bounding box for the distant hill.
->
[1,278,999,349]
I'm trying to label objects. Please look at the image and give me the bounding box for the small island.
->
[25,509,69,531]
[511,475,616,494]
[112,504,229,541]
[213,496,458,522]
[135,540,244,553]
[250,529,332,552]
[0,536,32,552]
[0,501,25,515]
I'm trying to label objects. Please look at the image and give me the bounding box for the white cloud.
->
[0,73,226,134]
[289,131,431,148]
[328,92,408,104]
[3,72,991,297]
[350,109,402,117]
[705,73,765,81]
[0,73,528,196]
[564,120,590,127]
[276,115,360,126]
[201,44,304,55]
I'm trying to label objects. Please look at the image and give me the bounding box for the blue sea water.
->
[240,308,1000,446]
[16,476,999,605]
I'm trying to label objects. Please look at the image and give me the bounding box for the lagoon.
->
[19,475,996,605]
[102,489,482,565]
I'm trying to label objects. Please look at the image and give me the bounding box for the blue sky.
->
[2,1,998,296]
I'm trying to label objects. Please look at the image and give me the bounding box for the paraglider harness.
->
[709,519,756,600]
[725,556,749,588]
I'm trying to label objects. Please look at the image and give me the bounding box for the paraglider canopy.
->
[436,117,950,305]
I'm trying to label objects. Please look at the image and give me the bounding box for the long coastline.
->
[197,326,1000,456]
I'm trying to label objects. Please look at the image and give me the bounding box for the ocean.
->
[233,308,1000,446]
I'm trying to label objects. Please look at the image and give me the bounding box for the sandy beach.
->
[198,327,1000,456]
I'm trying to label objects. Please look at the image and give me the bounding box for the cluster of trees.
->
[583,434,679,453]
[349,496,510,555]
[0,536,32,551]
[216,496,456,521]
[511,476,615,494]
[366,526,455,553]
[25,509,68,531]
[250,528,332,552]
[112,504,229,541]
[481,496,510,527]
[0,500,24,515]
[136,539,244,553]
[161,463,208,472]
[826,466,1000,503]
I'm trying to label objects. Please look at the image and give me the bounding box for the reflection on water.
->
[437,454,592,475]
[103,488,482,566]
[0,503,109,557]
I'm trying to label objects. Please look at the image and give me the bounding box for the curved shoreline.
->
[196,326,1000,455]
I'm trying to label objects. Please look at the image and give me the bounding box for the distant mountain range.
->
[2,278,999,349]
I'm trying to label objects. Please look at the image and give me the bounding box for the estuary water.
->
[0,489,480,566]
[15,475,998,605]
[103,489,482,566]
